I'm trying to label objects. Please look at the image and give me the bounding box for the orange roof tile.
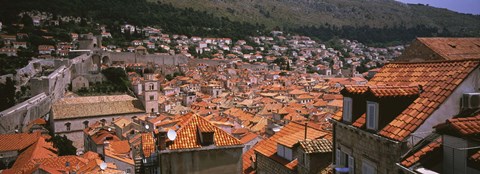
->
[254,122,330,170]
[109,140,131,154]
[352,113,366,128]
[370,60,480,141]
[168,114,242,150]
[0,132,42,152]
[342,85,369,95]
[418,37,480,60]
[240,132,260,144]
[437,114,480,136]
[242,143,258,174]
[400,137,442,167]
[470,150,480,167]
[7,136,58,173]
[141,133,155,158]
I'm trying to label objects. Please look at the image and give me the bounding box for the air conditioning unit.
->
[462,93,480,110]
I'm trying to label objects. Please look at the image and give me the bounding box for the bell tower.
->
[143,74,159,114]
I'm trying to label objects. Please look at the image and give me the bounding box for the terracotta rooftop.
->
[240,132,259,144]
[368,85,420,98]
[0,132,42,152]
[168,114,242,150]
[369,60,480,141]
[343,85,420,98]
[298,139,332,154]
[436,114,480,137]
[141,133,155,158]
[6,136,58,173]
[470,150,480,167]
[418,37,480,60]
[52,95,145,120]
[342,85,369,95]
[352,113,366,128]
[400,137,442,168]
[253,122,330,170]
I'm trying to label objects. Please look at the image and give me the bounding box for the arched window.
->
[83,121,89,128]
[65,122,71,131]
[149,84,154,90]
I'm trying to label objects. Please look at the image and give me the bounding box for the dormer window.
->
[366,101,379,130]
[343,97,353,122]
[277,144,293,161]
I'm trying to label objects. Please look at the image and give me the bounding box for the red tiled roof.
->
[352,113,366,128]
[417,37,480,60]
[370,60,480,141]
[141,133,155,158]
[242,144,258,174]
[0,132,41,152]
[254,122,330,170]
[343,85,420,98]
[240,132,259,144]
[168,114,242,150]
[343,85,369,95]
[470,150,480,166]
[331,109,343,121]
[109,140,131,154]
[439,114,480,136]
[400,137,442,167]
[368,85,420,98]
[7,136,58,173]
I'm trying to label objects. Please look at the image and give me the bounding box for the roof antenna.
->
[304,122,308,140]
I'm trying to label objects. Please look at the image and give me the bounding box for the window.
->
[277,144,285,157]
[150,95,154,101]
[343,97,353,122]
[366,101,379,130]
[277,144,293,161]
[284,147,293,161]
[65,122,71,131]
[362,160,376,174]
[83,121,89,128]
[149,84,154,90]
[336,149,354,174]
[126,169,131,174]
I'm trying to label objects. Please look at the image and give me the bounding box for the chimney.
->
[157,130,167,150]
[304,122,308,140]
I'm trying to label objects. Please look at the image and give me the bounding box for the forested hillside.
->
[1,0,478,45]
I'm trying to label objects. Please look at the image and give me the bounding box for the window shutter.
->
[348,156,355,174]
[367,104,375,129]
[336,149,341,166]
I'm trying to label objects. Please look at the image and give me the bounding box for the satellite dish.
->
[167,129,177,141]
[100,162,107,170]
[145,125,150,130]
[272,127,281,132]
[107,128,112,132]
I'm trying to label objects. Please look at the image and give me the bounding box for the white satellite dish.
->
[167,129,177,141]
[100,162,107,170]
[145,125,150,130]
[107,128,112,132]
[272,127,281,132]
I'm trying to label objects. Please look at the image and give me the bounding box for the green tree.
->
[0,77,16,110]
[50,135,77,156]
